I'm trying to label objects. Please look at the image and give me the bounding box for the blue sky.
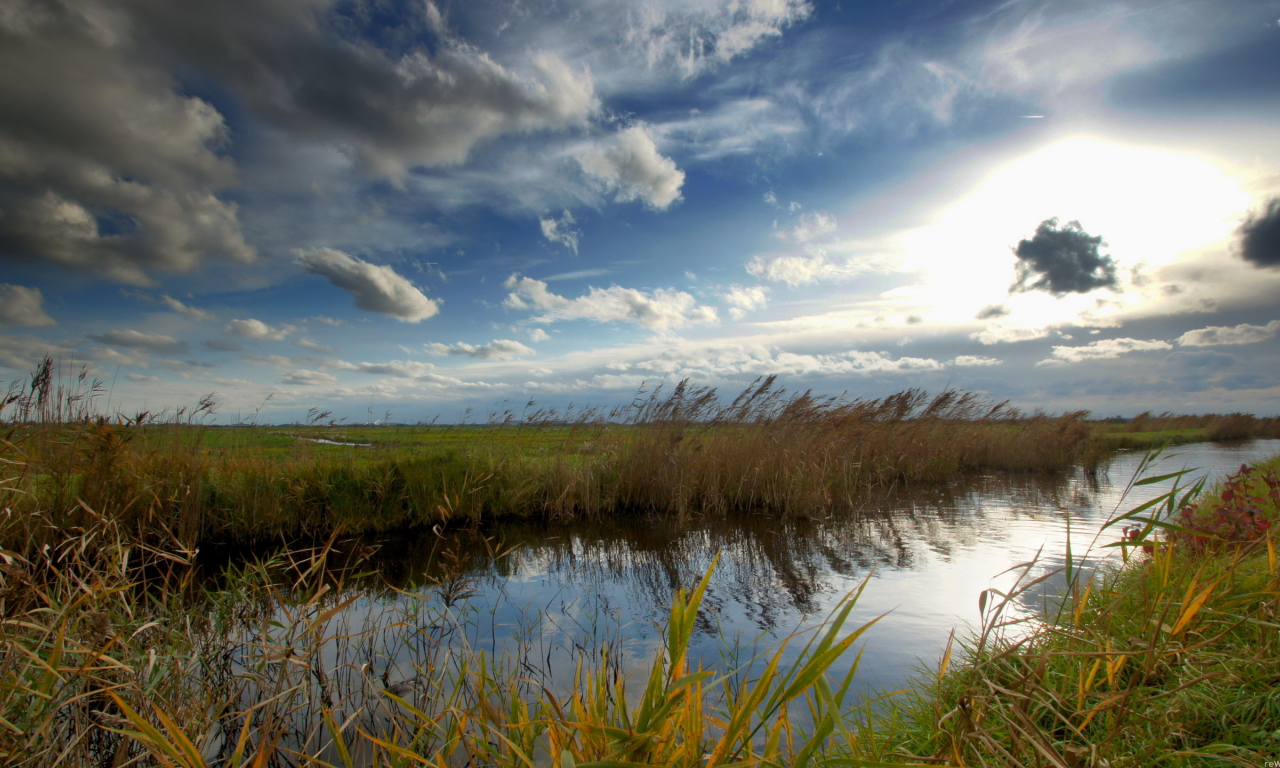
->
[2,0,1279,422]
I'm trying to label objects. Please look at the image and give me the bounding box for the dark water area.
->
[226,440,1280,701]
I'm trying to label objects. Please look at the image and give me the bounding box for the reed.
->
[881,451,1280,767]
[2,363,1103,551]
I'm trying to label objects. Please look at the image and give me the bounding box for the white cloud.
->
[579,126,685,209]
[504,274,716,331]
[293,338,339,354]
[0,284,55,327]
[630,344,942,378]
[528,328,551,342]
[622,0,812,78]
[539,209,581,253]
[1177,320,1280,347]
[777,212,836,242]
[294,248,439,322]
[224,318,294,340]
[125,373,161,384]
[281,369,337,386]
[951,355,1001,367]
[971,324,1051,345]
[86,329,188,354]
[426,339,535,361]
[1046,337,1172,364]
[160,295,213,321]
[746,250,832,286]
[722,285,769,320]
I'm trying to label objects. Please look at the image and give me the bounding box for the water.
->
[340,440,1280,698]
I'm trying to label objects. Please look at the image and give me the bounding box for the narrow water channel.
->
[342,439,1280,699]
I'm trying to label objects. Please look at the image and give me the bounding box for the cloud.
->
[579,126,684,209]
[777,212,836,242]
[349,360,437,378]
[294,248,439,322]
[975,304,1009,320]
[1046,337,1171,364]
[86,329,189,354]
[281,369,337,386]
[528,328,551,342]
[629,344,943,378]
[1010,219,1119,297]
[0,333,75,370]
[160,295,213,321]
[426,339,535,361]
[971,324,1050,345]
[293,338,339,354]
[125,373,161,384]
[504,274,716,331]
[746,250,832,286]
[129,2,598,184]
[224,318,293,340]
[951,355,1001,367]
[722,285,768,320]
[202,339,242,352]
[0,1,254,284]
[1177,320,1280,347]
[0,284,55,327]
[620,0,812,78]
[539,210,581,253]
[1238,198,1280,268]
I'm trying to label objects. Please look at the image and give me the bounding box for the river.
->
[324,439,1280,701]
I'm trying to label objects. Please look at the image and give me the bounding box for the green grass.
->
[1093,428,1210,450]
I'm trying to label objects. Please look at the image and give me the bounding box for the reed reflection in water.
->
[340,440,1280,697]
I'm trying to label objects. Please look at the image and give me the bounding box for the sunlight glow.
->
[895,137,1250,326]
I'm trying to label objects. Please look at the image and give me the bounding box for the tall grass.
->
[2,364,1104,551]
[880,452,1280,767]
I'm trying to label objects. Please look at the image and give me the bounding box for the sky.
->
[1,0,1279,423]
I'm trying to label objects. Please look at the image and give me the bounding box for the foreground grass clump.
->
[885,454,1280,767]
[2,362,1104,551]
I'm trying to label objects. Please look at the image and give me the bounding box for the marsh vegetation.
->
[1,359,1277,766]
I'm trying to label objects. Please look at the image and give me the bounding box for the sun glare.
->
[896,137,1250,325]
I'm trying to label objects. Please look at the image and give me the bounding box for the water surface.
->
[332,440,1280,697]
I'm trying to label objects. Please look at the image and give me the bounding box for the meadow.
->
[2,359,1277,766]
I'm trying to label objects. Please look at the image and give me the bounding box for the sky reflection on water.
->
[361,440,1280,697]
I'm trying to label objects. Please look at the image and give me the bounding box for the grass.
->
[2,362,1108,552]
[878,452,1280,767]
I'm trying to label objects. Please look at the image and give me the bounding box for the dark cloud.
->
[0,0,253,283]
[975,304,1009,320]
[1238,197,1280,268]
[1010,219,1119,297]
[128,0,597,183]
[0,0,596,282]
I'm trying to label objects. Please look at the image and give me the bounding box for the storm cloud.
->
[1010,219,1118,297]
[1238,198,1280,268]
